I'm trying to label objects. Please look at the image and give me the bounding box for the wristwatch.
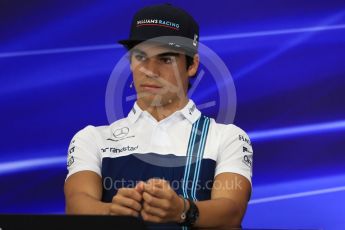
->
[179,198,199,227]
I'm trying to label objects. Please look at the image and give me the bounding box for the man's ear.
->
[187,54,200,77]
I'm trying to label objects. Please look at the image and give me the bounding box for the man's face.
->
[130,41,198,107]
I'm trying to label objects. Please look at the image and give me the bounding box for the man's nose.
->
[142,59,160,78]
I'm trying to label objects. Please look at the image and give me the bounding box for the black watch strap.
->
[179,199,199,227]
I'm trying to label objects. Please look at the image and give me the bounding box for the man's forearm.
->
[66,193,111,215]
[193,198,244,229]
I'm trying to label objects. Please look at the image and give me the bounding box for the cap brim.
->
[118,37,197,57]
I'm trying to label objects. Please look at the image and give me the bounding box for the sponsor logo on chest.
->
[101,145,139,154]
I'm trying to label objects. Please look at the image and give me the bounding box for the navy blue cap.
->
[118,3,199,54]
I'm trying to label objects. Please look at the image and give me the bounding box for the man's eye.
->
[134,54,146,62]
[160,57,173,64]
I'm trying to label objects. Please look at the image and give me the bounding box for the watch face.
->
[195,211,199,220]
[192,207,199,222]
[188,199,199,225]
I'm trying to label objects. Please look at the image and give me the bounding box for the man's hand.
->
[141,178,186,223]
[110,182,144,217]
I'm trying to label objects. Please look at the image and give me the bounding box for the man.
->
[64,3,253,229]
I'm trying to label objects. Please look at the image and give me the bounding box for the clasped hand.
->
[110,178,185,223]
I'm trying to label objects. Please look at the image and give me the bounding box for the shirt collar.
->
[127,102,142,124]
[127,99,201,124]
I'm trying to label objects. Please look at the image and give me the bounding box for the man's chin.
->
[138,94,169,107]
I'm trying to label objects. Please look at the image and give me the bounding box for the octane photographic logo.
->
[105,36,237,167]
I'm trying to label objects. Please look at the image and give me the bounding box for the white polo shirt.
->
[66,99,253,202]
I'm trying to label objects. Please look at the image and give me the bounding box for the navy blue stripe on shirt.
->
[101,152,215,203]
[183,116,211,201]
[182,118,199,199]
[192,117,210,201]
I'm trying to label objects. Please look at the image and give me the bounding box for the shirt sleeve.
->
[214,124,253,185]
[66,125,102,180]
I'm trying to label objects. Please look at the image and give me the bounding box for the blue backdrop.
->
[1,0,345,229]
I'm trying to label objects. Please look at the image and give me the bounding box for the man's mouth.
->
[140,84,163,89]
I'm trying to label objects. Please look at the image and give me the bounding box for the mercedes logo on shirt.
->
[113,127,130,138]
